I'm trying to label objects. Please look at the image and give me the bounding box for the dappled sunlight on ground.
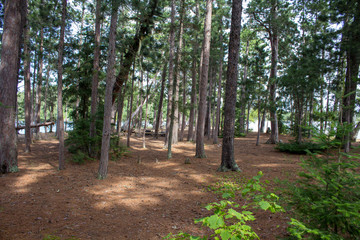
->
[0,132,303,239]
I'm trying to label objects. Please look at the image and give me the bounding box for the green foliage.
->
[275,141,327,154]
[43,235,79,240]
[282,130,360,239]
[65,117,100,163]
[109,138,130,161]
[165,172,283,240]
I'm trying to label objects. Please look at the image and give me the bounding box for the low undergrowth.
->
[165,172,284,240]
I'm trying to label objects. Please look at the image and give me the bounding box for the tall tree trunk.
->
[143,74,150,148]
[164,0,176,147]
[98,1,119,179]
[342,4,360,152]
[74,0,86,120]
[219,0,242,172]
[205,66,213,139]
[116,82,126,138]
[239,40,249,135]
[179,70,187,141]
[0,0,24,173]
[213,35,223,144]
[127,62,136,147]
[260,109,266,133]
[43,65,50,135]
[266,0,279,144]
[23,5,31,152]
[35,27,44,139]
[308,91,314,138]
[154,63,167,139]
[89,0,102,156]
[187,57,197,141]
[195,0,212,158]
[256,99,261,146]
[168,0,185,156]
[31,50,37,126]
[57,0,67,170]
[246,99,251,134]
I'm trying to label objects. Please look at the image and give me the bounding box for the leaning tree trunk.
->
[57,0,67,170]
[195,0,212,158]
[98,0,119,179]
[89,0,102,156]
[219,0,242,172]
[0,0,25,173]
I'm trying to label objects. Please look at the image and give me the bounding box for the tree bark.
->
[89,0,102,156]
[187,57,197,141]
[195,0,212,158]
[219,0,242,172]
[213,36,223,144]
[23,4,31,152]
[57,0,67,170]
[35,27,44,139]
[154,63,167,139]
[127,62,136,147]
[0,0,24,173]
[98,1,119,179]
[239,40,249,135]
[266,0,279,144]
[179,70,187,141]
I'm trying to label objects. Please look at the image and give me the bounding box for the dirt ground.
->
[0,132,304,240]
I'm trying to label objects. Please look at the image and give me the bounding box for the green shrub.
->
[165,172,283,240]
[282,129,360,239]
[275,141,327,154]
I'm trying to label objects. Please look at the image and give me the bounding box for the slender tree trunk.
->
[256,99,261,146]
[219,0,242,172]
[195,0,212,158]
[180,70,187,141]
[165,0,176,147]
[205,66,213,140]
[35,27,44,139]
[266,0,279,144]
[143,74,150,148]
[154,63,167,139]
[213,37,223,144]
[187,58,197,141]
[116,82,126,137]
[23,5,31,152]
[98,1,119,179]
[57,0,67,170]
[137,68,143,136]
[31,49,37,128]
[260,109,266,133]
[89,0,102,156]
[127,62,136,147]
[246,100,251,134]
[308,91,314,138]
[43,65,50,135]
[239,40,249,135]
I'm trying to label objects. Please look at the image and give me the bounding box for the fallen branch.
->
[16,122,55,130]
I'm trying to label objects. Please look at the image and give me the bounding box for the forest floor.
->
[1,132,306,240]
